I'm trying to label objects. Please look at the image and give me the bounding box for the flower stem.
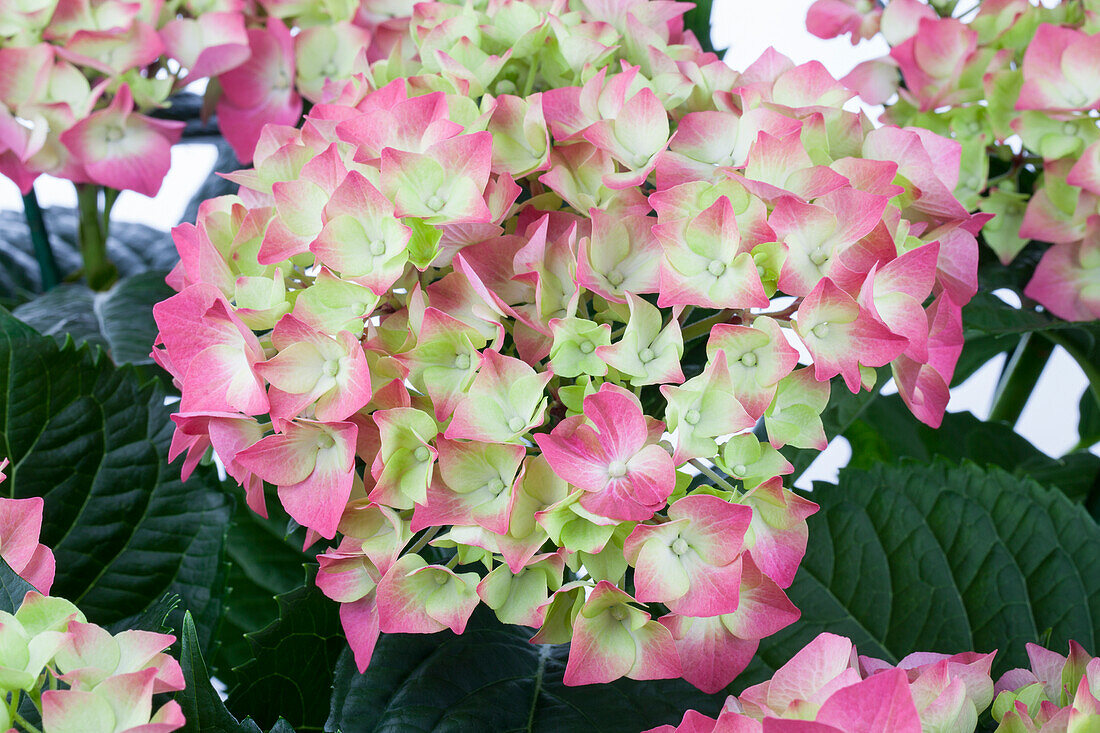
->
[404,526,441,556]
[681,310,738,343]
[75,183,118,291]
[687,458,741,496]
[522,59,540,97]
[21,188,59,291]
[12,711,42,733]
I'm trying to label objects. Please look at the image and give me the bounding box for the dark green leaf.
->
[845,394,1100,502]
[326,607,724,733]
[178,611,297,733]
[1081,390,1100,450]
[129,593,182,635]
[0,309,230,652]
[962,290,1072,337]
[0,557,35,614]
[179,611,251,733]
[12,272,175,366]
[746,461,1100,685]
[213,491,312,686]
[227,568,344,732]
[952,332,1017,387]
[974,239,1046,295]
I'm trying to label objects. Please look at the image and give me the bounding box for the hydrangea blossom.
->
[993,642,1100,732]
[647,632,999,733]
[806,0,1100,323]
[0,459,185,733]
[154,0,981,689]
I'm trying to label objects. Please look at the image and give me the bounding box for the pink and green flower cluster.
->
[808,0,1100,322]
[647,632,1100,733]
[153,0,983,689]
[0,0,414,196]
[993,641,1100,732]
[0,459,186,733]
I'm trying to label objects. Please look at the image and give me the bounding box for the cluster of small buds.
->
[808,0,1100,322]
[0,460,185,733]
[153,0,982,689]
[648,631,1003,733]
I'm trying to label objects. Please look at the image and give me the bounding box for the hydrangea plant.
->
[2,0,1099,730]
[152,0,983,692]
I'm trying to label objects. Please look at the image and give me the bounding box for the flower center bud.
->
[609,606,627,621]
[426,194,445,211]
[316,432,335,450]
[579,340,594,354]
[707,259,726,277]
[1068,89,1089,107]
[495,79,517,96]
[105,126,124,142]
[1063,121,1077,136]
[369,239,386,256]
[606,269,624,287]
[507,416,526,433]
[633,153,650,168]
[740,351,757,367]
[488,477,506,494]
[322,62,338,77]
[671,537,689,556]
[454,353,471,370]
[434,572,448,585]
[414,446,431,462]
[968,121,982,135]
[273,71,290,91]
[756,264,766,278]
[607,460,627,478]
[684,409,701,425]
[323,359,340,377]
[811,323,830,339]
[810,248,829,266]
[638,347,655,363]
[732,463,748,477]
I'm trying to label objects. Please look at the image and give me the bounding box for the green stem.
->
[988,333,1052,427]
[12,711,42,733]
[75,184,118,291]
[687,458,741,496]
[21,188,60,291]
[404,526,441,556]
[681,310,736,343]
[522,59,539,97]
